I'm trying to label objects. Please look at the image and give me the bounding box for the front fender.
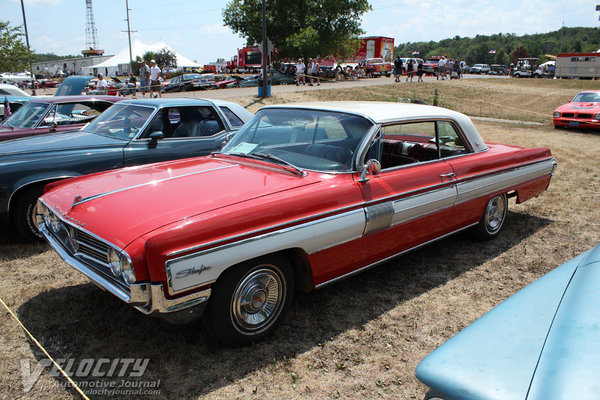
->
[7,172,81,216]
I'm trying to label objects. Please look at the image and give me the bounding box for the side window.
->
[374,120,469,169]
[378,121,438,168]
[219,106,244,127]
[169,106,224,138]
[437,121,469,157]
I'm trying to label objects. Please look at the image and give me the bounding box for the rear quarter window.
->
[220,106,245,127]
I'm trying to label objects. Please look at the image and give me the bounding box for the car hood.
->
[556,102,600,112]
[416,246,600,400]
[41,156,320,249]
[54,76,93,96]
[0,131,123,158]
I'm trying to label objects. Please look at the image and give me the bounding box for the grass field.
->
[1,78,599,399]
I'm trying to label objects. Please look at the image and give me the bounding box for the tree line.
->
[395,27,600,66]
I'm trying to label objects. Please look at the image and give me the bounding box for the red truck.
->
[226,46,264,74]
[354,36,395,63]
[346,36,395,76]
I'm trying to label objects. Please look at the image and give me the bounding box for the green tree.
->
[222,0,371,59]
[142,48,178,69]
[0,21,34,72]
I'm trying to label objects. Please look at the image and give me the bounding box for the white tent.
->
[83,39,202,76]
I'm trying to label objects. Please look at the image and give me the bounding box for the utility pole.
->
[261,0,268,98]
[596,5,600,50]
[20,0,35,95]
[122,0,137,74]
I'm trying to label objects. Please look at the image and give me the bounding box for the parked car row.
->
[4,68,599,399]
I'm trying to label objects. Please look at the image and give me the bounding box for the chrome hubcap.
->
[485,195,506,233]
[232,267,284,333]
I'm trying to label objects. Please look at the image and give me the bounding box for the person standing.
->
[309,59,320,86]
[296,58,305,86]
[96,73,108,94]
[416,60,424,82]
[393,56,403,82]
[459,59,466,78]
[150,60,162,98]
[406,59,414,82]
[139,61,150,98]
[438,56,447,80]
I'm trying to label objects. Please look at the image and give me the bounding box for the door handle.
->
[440,172,456,178]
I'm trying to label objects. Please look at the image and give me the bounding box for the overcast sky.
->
[5,0,599,65]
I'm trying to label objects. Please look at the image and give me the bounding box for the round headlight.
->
[120,255,136,284]
[594,113,600,120]
[553,111,560,118]
[109,248,122,276]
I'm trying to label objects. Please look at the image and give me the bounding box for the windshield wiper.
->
[226,152,305,176]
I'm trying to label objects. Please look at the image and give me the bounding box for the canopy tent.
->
[83,39,202,76]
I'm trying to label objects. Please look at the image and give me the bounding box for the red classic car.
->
[553,90,600,129]
[37,102,557,346]
[0,95,122,141]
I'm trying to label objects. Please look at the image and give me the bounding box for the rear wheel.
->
[203,254,295,346]
[12,185,45,241]
[470,193,508,241]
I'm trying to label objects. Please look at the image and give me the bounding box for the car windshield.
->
[572,92,600,103]
[1,101,48,128]
[81,103,155,140]
[221,108,373,172]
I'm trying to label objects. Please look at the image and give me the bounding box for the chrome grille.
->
[73,229,110,266]
[51,219,129,290]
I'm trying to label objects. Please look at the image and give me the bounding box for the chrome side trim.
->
[364,202,395,235]
[455,158,556,205]
[314,221,478,289]
[166,202,366,257]
[72,164,239,207]
[165,209,366,295]
[391,185,457,226]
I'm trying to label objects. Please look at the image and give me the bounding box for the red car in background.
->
[553,90,600,129]
[0,96,123,142]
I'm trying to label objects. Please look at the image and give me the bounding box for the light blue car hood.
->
[416,245,600,400]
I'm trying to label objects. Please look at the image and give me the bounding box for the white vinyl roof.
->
[261,101,488,153]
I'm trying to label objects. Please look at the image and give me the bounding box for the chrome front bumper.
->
[40,223,210,315]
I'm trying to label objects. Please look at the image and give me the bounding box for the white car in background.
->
[0,83,31,97]
[469,64,490,74]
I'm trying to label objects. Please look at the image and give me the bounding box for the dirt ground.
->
[0,78,599,400]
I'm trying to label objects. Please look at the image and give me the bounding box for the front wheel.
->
[12,185,45,241]
[203,254,295,346]
[470,193,508,241]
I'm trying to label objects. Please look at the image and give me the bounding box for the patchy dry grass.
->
[1,78,599,399]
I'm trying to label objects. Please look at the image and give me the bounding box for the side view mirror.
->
[149,131,164,148]
[49,122,58,132]
[358,159,382,183]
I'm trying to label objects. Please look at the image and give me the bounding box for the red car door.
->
[357,121,463,266]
